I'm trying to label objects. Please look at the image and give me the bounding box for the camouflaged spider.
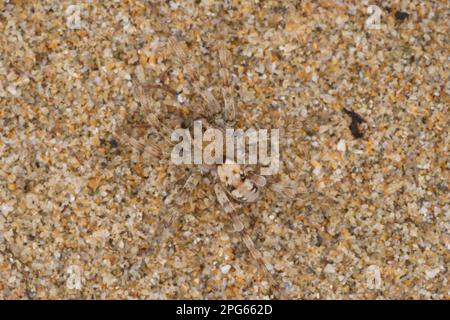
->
[116,36,296,298]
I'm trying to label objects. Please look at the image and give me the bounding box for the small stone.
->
[313,167,321,176]
[324,264,336,273]
[395,11,409,22]
[109,139,118,148]
[220,264,231,274]
[93,229,110,239]
[25,193,39,209]
[366,265,382,290]
[7,84,18,96]
[1,204,14,216]
[425,268,440,280]
[87,176,102,190]
[177,94,186,104]
[336,139,346,153]
[0,79,6,94]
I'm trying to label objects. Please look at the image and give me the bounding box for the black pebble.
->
[343,108,365,124]
[343,108,366,139]
[395,11,409,22]
[109,138,118,148]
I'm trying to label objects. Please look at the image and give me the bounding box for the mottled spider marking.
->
[217,159,265,203]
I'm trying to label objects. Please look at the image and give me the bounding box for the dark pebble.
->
[109,138,118,148]
[395,11,409,21]
[343,108,366,139]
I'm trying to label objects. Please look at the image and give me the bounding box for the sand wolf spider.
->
[116,36,296,298]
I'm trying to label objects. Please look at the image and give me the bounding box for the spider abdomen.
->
[217,160,260,203]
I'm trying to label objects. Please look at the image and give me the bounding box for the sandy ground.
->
[0,1,448,299]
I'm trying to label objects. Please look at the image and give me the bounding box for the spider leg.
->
[142,171,202,258]
[144,82,178,97]
[214,183,288,299]
[269,179,297,200]
[175,170,202,206]
[168,37,221,116]
[115,131,163,160]
[134,86,173,144]
[218,40,236,125]
[140,197,178,259]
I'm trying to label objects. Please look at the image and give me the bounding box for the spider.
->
[115,36,296,299]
